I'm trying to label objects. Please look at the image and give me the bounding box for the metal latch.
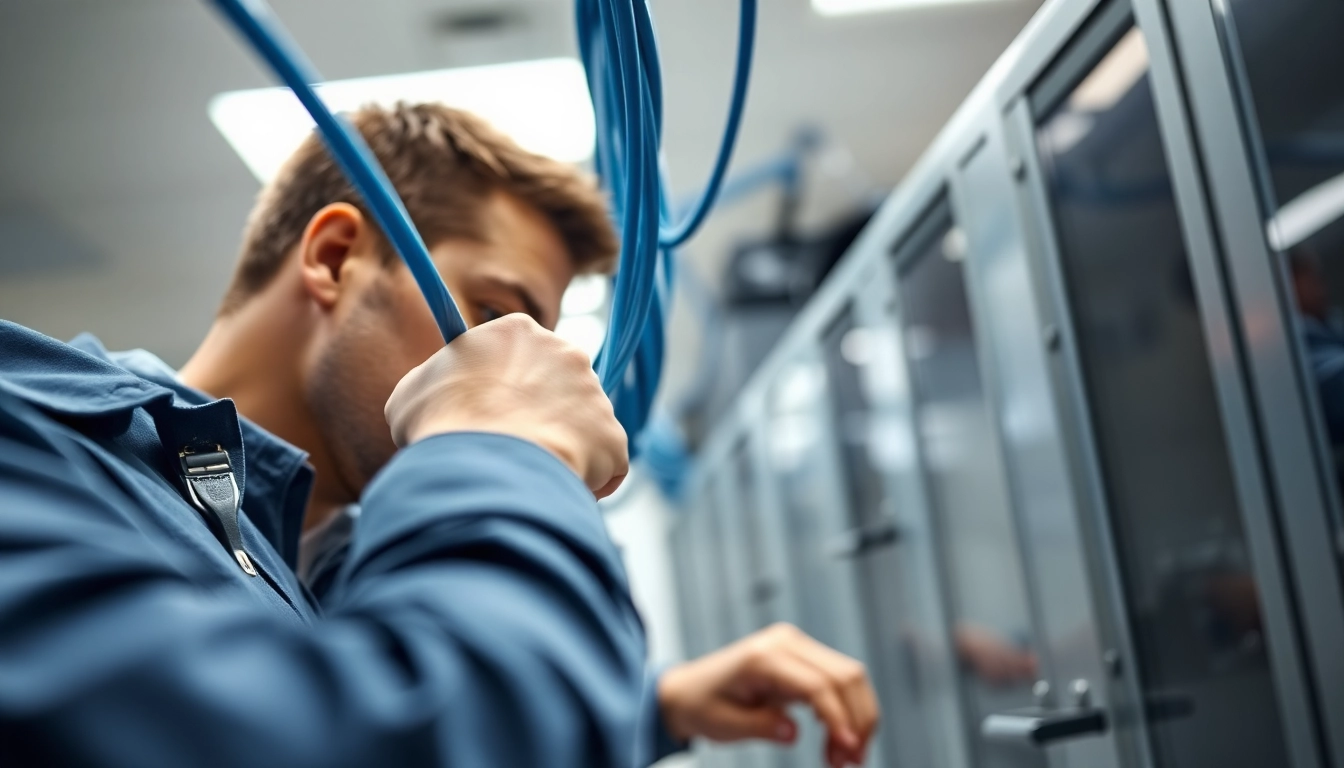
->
[982,679,1107,747]
[180,446,257,576]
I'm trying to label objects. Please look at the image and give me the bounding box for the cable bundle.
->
[576,0,756,443]
[209,0,755,445]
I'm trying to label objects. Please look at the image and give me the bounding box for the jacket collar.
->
[0,320,312,569]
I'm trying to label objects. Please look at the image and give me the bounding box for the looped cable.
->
[580,0,757,440]
[657,0,757,249]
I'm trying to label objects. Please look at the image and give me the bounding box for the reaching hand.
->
[657,623,880,767]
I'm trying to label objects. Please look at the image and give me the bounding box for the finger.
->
[700,702,797,744]
[593,471,626,500]
[826,738,859,768]
[747,650,857,751]
[826,735,866,768]
[785,635,880,748]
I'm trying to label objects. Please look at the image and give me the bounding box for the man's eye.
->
[478,305,504,324]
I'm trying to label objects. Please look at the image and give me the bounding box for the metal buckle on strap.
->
[179,446,257,577]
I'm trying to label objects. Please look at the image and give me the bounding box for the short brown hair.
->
[220,102,617,313]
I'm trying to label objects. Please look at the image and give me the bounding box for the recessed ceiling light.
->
[209,57,595,183]
[813,0,1012,17]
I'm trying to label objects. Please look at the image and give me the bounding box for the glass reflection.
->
[764,360,871,660]
[732,439,779,629]
[1221,0,1344,554]
[822,307,887,532]
[818,305,925,768]
[1035,22,1289,766]
[896,211,1042,768]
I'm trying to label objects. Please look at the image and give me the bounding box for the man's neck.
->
[179,298,349,532]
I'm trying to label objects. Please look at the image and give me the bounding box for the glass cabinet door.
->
[818,298,931,768]
[764,355,873,663]
[895,201,1046,768]
[763,353,877,766]
[1031,11,1289,766]
[729,438,782,632]
[1202,0,1344,760]
[1217,0,1344,605]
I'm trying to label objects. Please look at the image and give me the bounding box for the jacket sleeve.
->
[0,403,647,768]
[643,668,691,764]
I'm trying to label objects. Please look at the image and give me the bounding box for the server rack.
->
[670,0,1344,765]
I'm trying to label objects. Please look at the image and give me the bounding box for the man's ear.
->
[298,203,367,311]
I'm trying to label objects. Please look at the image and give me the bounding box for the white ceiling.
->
[0,0,1044,370]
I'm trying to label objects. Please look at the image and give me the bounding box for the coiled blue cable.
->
[580,0,757,440]
[656,1,757,249]
[210,0,756,441]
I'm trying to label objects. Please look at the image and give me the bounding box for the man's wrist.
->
[656,663,696,743]
[406,419,587,485]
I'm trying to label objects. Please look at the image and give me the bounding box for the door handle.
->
[827,520,902,559]
[981,706,1108,747]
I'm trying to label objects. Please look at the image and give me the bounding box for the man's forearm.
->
[0,425,647,767]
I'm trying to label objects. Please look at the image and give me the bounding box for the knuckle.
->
[741,641,772,669]
[498,312,536,334]
[802,678,828,700]
[493,313,522,330]
[842,661,868,686]
[565,346,591,368]
[768,621,802,643]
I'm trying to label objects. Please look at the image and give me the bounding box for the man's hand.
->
[953,624,1037,687]
[385,313,628,497]
[658,623,879,768]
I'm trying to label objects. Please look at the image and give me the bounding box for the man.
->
[0,103,878,767]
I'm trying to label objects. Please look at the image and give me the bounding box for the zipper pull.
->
[179,446,257,577]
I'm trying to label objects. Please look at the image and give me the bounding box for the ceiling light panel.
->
[210,58,595,183]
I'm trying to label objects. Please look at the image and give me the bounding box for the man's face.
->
[303,190,578,499]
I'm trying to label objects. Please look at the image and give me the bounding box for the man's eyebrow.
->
[490,277,547,324]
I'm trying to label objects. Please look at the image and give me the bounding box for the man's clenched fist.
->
[385,313,628,497]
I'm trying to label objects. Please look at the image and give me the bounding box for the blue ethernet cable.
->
[656,0,757,249]
[580,0,758,433]
[207,0,468,344]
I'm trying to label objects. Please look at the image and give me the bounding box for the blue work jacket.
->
[0,320,682,767]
